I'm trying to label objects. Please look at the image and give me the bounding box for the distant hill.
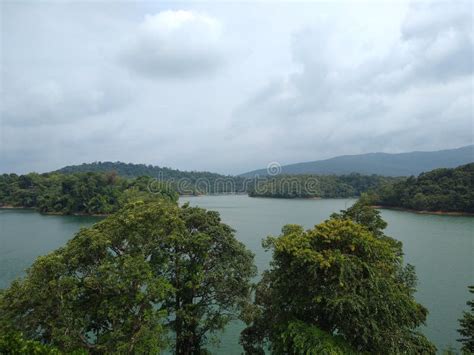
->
[56,161,231,180]
[240,145,474,177]
[55,161,245,194]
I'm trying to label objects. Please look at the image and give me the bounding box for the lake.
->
[1,195,472,353]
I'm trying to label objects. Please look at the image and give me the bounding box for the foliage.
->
[274,321,361,355]
[165,203,257,354]
[331,194,387,238]
[0,200,179,353]
[248,173,399,199]
[56,162,403,197]
[0,200,256,354]
[374,163,474,213]
[0,331,87,354]
[458,285,474,353]
[56,161,247,194]
[0,172,177,215]
[241,201,436,354]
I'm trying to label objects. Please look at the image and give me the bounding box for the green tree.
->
[166,203,257,354]
[331,194,387,238]
[458,285,474,354]
[375,163,474,213]
[241,203,435,354]
[0,172,178,215]
[0,331,86,355]
[0,201,177,353]
[0,200,256,354]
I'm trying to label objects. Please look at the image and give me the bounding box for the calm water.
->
[1,196,473,353]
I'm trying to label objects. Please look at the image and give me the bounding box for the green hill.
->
[373,163,474,213]
[56,161,245,194]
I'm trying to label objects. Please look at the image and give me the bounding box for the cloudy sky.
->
[1,0,472,174]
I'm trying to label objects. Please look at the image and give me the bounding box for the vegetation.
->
[0,331,85,354]
[56,161,247,194]
[0,168,407,216]
[0,200,256,354]
[165,202,256,354]
[240,199,436,354]
[0,172,177,215]
[248,173,399,198]
[0,162,469,353]
[458,286,474,353]
[373,163,474,213]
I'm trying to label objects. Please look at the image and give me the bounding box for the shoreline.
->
[248,195,357,200]
[3,203,473,217]
[0,205,107,217]
[372,205,474,217]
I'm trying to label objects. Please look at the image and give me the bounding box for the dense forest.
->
[0,199,442,354]
[3,163,473,215]
[0,172,177,215]
[56,161,247,194]
[248,173,400,198]
[373,163,474,213]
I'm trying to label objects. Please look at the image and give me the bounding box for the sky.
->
[1,0,473,175]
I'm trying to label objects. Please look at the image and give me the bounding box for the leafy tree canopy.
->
[248,173,400,199]
[373,163,474,213]
[241,200,436,354]
[0,172,177,215]
[0,200,256,354]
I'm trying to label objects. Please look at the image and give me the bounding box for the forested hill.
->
[55,162,246,194]
[373,163,474,213]
[241,145,473,177]
[56,161,232,180]
[248,174,401,199]
[0,172,178,215]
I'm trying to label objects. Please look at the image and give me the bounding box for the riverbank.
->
[372,205,474,217]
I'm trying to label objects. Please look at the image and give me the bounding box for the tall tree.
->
[0,200,180,353]
[241,201,436,354]
[166,204,256,354]
[0,200,256,354]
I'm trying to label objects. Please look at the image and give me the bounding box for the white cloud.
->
[121,10,225,78]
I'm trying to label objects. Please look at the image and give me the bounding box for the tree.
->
[0,331,86,355]
[166,203,257,354]
[374,163,474,213]
[0,200,177,353]
[0,200,256,354]
[0,172,178,215]
[331,194,387,238]
[241,202,436,354]
[458,286,474,353]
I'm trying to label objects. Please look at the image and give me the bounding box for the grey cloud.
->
[232,1,473,161]
[1,74,133,127]
[1,2,135,127]
[1,1,472,175]
[120,10,225,79]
